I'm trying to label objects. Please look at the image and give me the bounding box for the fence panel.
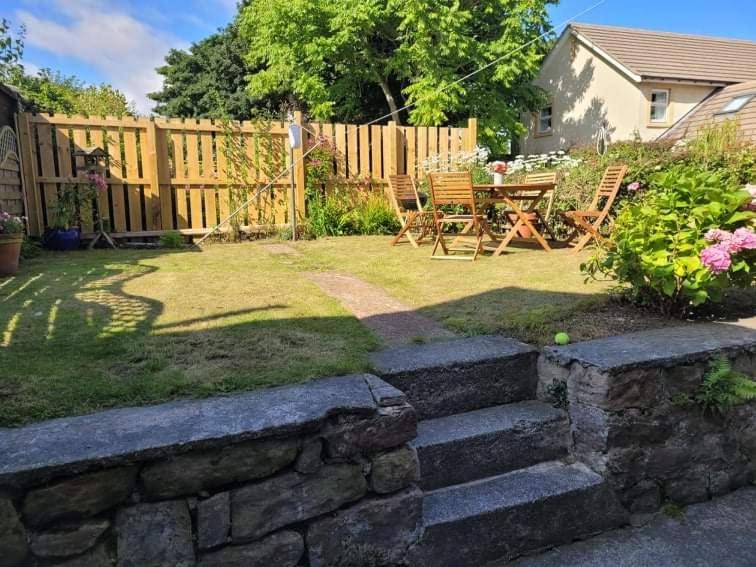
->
[18,113,476,237]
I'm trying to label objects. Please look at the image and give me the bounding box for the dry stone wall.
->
[0,374,420,566]
[539,323,756,513]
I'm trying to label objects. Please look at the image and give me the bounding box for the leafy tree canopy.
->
[1,18,133,116]
[149,23,291,120]
[239,0,555,145]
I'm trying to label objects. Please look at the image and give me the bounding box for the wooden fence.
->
[17,112,478,238]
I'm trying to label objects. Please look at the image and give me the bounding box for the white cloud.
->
[17,0,187,114]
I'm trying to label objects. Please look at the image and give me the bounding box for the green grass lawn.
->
[0,236,664,426]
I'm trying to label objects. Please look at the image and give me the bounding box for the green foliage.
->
[51,180,101,229]
[239,0,555,150]
[545,379,568,410]
[582,164,754,314]
[149,23,289,120]
[20,238,42,260]
[693,356,756,416]
[159,231,185,249]
[0,18,24,81]
[661,502,686,522]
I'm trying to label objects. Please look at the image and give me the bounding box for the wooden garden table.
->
[473,182,556,254]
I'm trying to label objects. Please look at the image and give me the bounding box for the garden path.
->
[305,271,454,347]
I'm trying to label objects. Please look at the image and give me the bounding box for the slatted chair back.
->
[388,174,421,214]
[428,171,476,208]
[524,172,558,186]
[588,165,627,215]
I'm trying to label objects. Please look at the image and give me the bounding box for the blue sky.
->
[6,0,756,114]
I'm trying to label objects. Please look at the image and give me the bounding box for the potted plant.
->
[0,211,25,276]
[44,172,106,251]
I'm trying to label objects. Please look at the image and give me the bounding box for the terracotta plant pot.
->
[506,212,538,238]
[0,233,23,276]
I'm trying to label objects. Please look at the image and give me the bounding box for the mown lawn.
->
[0,236,668,426]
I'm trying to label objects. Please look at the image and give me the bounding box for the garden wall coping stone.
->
[0,374,390,487]
[371,335,536,375]
[542,323,756,372]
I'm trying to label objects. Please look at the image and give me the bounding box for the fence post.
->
[16,113,43,236]
[144,119,170,230]
[466,118,478,151]
[293,111,307,220]
[387,121,401,177]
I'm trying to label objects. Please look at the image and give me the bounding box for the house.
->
[521,23,756,154]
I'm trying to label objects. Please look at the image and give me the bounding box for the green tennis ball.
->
[554,332,571,345]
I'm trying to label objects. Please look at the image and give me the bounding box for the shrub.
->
[687,356,756,416]
[159,231,185,248]
[583,164,755,314]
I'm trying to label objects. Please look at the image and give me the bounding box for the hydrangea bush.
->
[0,212,24,234]
[584,164,755,314]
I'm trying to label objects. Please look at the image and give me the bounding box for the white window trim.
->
[536,105,553,136]
[649,89,670,124]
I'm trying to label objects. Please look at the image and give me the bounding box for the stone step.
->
[370,336,539,420]
[413,461,628,567]
[413,401,569,490]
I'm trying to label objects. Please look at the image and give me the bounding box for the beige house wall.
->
[521,33,715,154]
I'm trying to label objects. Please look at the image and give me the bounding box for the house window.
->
[717,94,754,115]
[650,89,670,123]
[537,105,553,134]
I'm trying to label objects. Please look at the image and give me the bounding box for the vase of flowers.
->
[0,212,25,276]
[489,161,508,185]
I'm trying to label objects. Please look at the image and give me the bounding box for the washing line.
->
[196,0,609,245]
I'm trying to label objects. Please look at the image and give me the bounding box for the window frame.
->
[716,93,755,116]
[536,104,554,136]
[649,88,671,125]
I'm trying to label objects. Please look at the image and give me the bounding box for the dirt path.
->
[305,271,454,347]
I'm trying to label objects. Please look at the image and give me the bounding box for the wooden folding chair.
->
[498,171,559,239]
[428,171,496,261]
[387,175,433,248]
[561,165,628,253]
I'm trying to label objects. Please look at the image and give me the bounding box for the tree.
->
[149,23,291,120]
[239,0,554,144]
[1,17,133,116]
[10,69,134,116]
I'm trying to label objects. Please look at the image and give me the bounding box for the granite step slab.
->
[413,461,628,567]
[413,401,569,490]
[371,336,539,420]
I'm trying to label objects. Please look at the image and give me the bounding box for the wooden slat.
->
[370,125,382,180]
[382,126,391,180]
[171,131,188,229]
[105,128,127,232]
[347,124,358,178]
[37,124,58,226]
[186,128,203,229]
[439,128,450,171]
[71,127,93,232]
[417,127,428,179]
[428,127,438,161]
[28,114,149,127]
[123,128,143,232]
[334,123,347,177]
[88,128,111,229]
[359,125,370,178]
[405,126,416,179]
[16,114,43,235]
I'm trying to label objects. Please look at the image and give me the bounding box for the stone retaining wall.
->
[0,374,420,566]
[539,323,756,513]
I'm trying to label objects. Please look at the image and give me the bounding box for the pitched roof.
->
[661,80,756,143]
[570,23,756,84]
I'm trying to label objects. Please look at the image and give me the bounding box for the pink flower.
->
[627,181,641,192]
[730,227,756,252]
[700,244,732,274]
[746,185,756,210]
[704,228,732,244]
[87,172,108,192]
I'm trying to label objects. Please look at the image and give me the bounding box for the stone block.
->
[231,464,367,542]
[197,492,230,550]
[115,500,194,567]
[295,438,323,474]
[323,403,416,459]
[23,467,137,527]
[370,445,419,494]
[141,438,298,499]
[30,519,109,558]
[55,543,112,567]
[0,497,27,567]
[198,531,303,567]
[307,487,423,567]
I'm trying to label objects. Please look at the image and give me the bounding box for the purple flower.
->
[627,181,641,192]
[87,172,108,192]
[730,227,756,252]
[700,244,732,274]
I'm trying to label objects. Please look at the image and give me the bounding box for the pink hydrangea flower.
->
[729,227,756,252]
[627,181,641,192]
[700,244,732,274]
[704,228,732,244]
